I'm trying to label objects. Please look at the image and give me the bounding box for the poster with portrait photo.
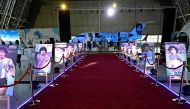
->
[73,43,78,53]
[0,45,17,96]
[131,42,137,55]
[120,43,128,52]
[141,43,155,65]
[165,42,187,77]
[55,43,67,64]
[126,42,136,55]
[78,43,83,52]
[34,44,52,74]
[67,43,74,56]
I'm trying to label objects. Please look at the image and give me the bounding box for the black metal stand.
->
[150,59,159,87]
[28,63,40,106]
[133,55,139,72]
[141,55,147,78]
[154,59,159,87]
[61,55,69,78]
[70,55,74,71]
[50,58,58,87]
[172,62,186,104]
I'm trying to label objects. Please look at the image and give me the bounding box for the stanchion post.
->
[172,61,186,104]
[124,54,127,64]
[127,56,132,67]
[61,54,68,78]
[70,54,74,71]
[135,55,139,72]
[75,52,78,66]
[63,54,65,73]
[50,57,58,87]
[28,62,40,106]
[7,96,10,109]
[155,58,159,87]
[143,54,147,78]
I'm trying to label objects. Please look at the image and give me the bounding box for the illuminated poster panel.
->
[78,43,83,52]
[34,44,52,74]
[25,28,60,47]
[0,30,19,44]
[131,42,137,55]
[55,43,67,64]
[120,43,128,52]
[126,42,136,54]
[67,43,74,56]
[141,43,155,65]
[165,42,187,77]
[0,45,17,96]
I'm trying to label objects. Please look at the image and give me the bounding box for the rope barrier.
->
[32,59,51,69]
[141,55,147,61]
[0,52,83,88]
[146,58,157,65]
[159,59,184,70]
[54,56,63,64]
[0,66,30,88]
[131,53,138,58]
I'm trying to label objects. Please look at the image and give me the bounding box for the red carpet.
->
[23,54,190,109]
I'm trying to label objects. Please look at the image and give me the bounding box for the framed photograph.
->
[0,45,17,96]
[78,43,83,52]
[34,44,52,74]
[55,43,67,64]
[120,43,128,52]
[165,42,187,77]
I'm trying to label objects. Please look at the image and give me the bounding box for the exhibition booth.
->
[0,28,190,108]
[0,29,87,109]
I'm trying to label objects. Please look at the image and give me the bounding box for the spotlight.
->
[107,7,115,16]
[60,3,67,10]
[112,3,117,8]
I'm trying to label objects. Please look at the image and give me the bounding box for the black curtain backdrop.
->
[161,8,176,60]
[59,10,71,42]
[26,1,42,28]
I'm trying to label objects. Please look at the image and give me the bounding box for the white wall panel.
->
[34,0,164,35]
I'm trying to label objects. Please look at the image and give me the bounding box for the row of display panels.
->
[0,43,83,97]
[120,42,187,78]
[0,28,59,46]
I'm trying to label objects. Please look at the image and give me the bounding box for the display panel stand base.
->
[28,100,40,106]
[172,98,186,104]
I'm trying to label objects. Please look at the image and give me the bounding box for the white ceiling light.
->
[107,7,115,16]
